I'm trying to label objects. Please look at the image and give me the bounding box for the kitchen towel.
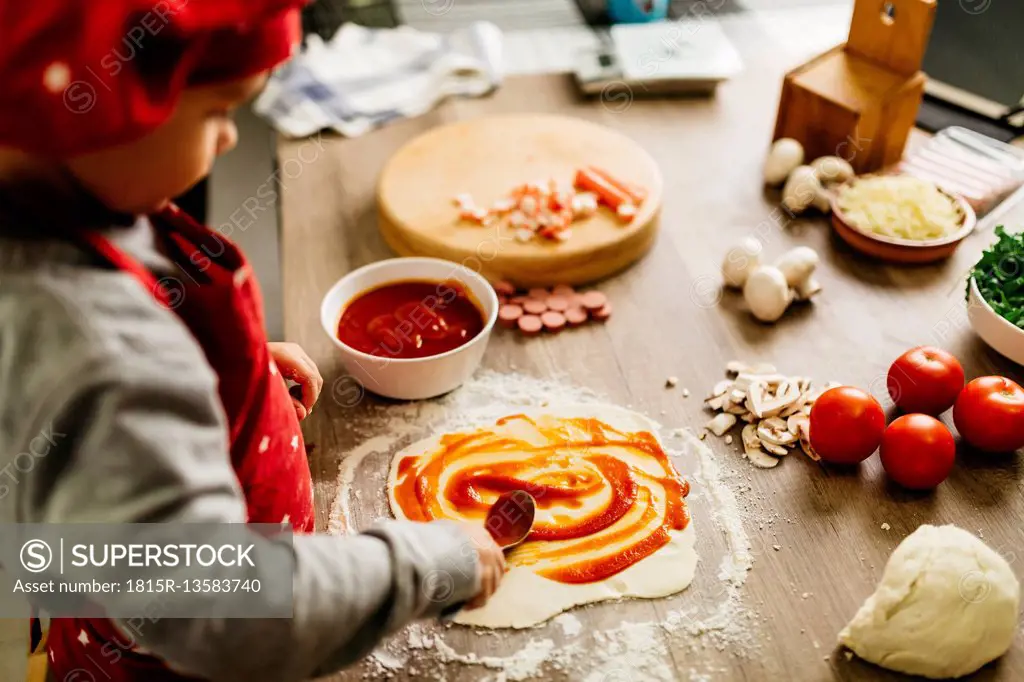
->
[255,21,503,138]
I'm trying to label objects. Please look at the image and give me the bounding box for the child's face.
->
[65,72,269,214]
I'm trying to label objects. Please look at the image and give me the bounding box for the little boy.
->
[0,2,504,680]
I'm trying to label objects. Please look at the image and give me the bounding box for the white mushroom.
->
[810,156,855,185]
[743,265,793,323]
[706,413,737,437]
[721,237,763,288]
[811,187,833,213]
[774,246,819,288]
[782,165,830,215]
[764,138,805,186]
[793,277,823,301]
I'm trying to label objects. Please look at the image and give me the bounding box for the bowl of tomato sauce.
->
[320,257,499,400]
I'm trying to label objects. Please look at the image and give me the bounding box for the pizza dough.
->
[839,524,1020,679]
[387,404,698,628]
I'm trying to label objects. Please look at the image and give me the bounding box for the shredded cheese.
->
[837,175,962,241]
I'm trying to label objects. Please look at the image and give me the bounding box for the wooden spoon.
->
[484,490,536,550]
[439,490,536,621]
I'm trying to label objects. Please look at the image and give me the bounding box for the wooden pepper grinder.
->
[772,0,937,173]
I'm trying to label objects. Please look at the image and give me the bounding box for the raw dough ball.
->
[839,524,1020,679]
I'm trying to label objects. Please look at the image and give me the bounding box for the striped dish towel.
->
[255,21,503,138]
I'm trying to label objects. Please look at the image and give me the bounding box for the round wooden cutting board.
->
[377,114,663,287]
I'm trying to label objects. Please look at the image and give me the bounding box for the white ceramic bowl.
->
[968,277,1024,366]
[321,257,498,400]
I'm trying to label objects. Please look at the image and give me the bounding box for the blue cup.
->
[607,0,669,24]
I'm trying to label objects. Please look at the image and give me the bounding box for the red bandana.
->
[0,0,307,158]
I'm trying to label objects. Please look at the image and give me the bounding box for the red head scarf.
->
[0,0,307,158]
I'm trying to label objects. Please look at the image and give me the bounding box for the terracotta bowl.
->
[830,176,976,264]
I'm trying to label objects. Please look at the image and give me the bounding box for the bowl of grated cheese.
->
[831,174,976,264]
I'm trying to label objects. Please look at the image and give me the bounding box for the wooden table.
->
[278,14,1024,682]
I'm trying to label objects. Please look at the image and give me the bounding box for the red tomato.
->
[953,377,1024,453]
[880,414,956,489]
[886,346,964,415]
[809,386,886,464]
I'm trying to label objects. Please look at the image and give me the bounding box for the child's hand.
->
[457,522,506,610]
[268,342,323,421]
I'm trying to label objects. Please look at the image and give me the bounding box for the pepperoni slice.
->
[541,311,567,332]
[552,284,575,297]
[523,299,548,315]
[580,291,607,311]
[545,295,569,312]
[518,314,543,334]
[592,302,613,320]
[498,304,524,328]
[493,280,517,297]
[511,295,529,305]
[565,306,589,326]
[528,287,550,300]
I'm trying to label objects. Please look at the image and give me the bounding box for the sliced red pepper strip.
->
[573,168,632,211]
[587,166,647,204]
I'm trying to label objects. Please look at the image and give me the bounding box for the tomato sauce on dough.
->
[392,415,690,584]
[337,280,485,359]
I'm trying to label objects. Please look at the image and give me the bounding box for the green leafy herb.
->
[968,226,1024,329]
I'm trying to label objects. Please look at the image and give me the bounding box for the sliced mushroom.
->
[762,441,790,456]
[724,400,749,415]
[706,413,737,437]
[758,417,798,446]
[729,389,748,403]
[748,380,801,418]
[740,412,758,423]
[748,449,781,468]
[799,433,820,461]
[705,395,726,411]
[737,372,787,387]
[731,374,754,392]
[743,424,781,468]
[710,380,733,398]
[787,414,810,439]
[741,423,761,450]
[780,395,807,417]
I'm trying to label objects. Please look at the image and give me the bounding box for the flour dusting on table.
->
[331,370,759,679]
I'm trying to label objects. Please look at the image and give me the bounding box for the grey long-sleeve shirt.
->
[0,219,479,680]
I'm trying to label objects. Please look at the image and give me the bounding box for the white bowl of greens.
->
[967,227,1024,366]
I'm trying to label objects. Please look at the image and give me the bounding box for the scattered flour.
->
[339,371,759,680]
[553,613,582,638]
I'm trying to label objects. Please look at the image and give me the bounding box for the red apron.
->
[42,205,314,680]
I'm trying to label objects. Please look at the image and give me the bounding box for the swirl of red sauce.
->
[391,414,690,584]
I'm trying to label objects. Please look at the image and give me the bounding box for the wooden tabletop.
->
[278,14,1024,682]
